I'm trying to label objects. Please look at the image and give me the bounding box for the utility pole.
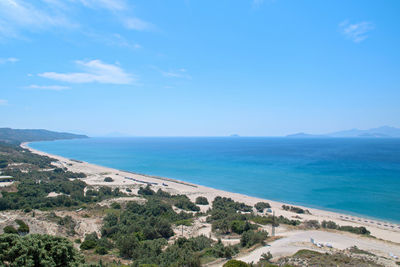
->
[272,211,275,237]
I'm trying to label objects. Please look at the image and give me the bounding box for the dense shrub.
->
[15,219,29,234]
[174,195,200,211]
[138,185,155,196]
[0,144,124,212]
[303,220,320,229]
[338,225,370,235]
[104,177,114,182]
[0,233,85,266]
[320,220,370,235]
[223,259,249,267]
[3,225,18,234]
[80,239,97,250]
[80,232,98,250]
[321,220,338,229]
[282,205,309,214]
[195,196,209,205]
[251,215,300,227]
[230,220,257,234]
[240,230,268,248]
[254,202,271,212]
[111,202,121,209]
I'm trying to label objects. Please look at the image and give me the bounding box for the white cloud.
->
[122,17,153,31]
[77,0,127,11]
[0,57,19,64]
[0,0,153,38]
[161,68,190,79]
[38,59,135,84]
[151,66,190,79]
[0,99,8,105]
[0,0,74,38]
[26,84,70,91]
[340,20,375,43]
[92,33,141,49]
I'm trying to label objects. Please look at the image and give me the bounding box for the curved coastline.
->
[25,139,400,224]
[21,141,400,244]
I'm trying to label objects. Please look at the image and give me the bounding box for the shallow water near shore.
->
[30,137,400,222]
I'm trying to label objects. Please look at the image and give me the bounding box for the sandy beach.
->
[21,142,400,265]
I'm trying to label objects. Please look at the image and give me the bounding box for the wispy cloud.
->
[76,0,153,31]
[26,84,70,91]
[76,0,127,11]
[38,59,135,84]
[90,33,141,49]
[0,99,8,105]
[122,17,153,31]
[157,68,190,79]
[0,0,74,38]
[340,20,375,43]
[0,57,19,64]
[0,0,153,39]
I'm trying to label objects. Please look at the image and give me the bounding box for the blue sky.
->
[1,0,399,136]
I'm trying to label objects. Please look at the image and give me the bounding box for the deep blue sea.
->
[30,137,400,222]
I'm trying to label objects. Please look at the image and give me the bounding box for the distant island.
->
[287,126,400,138]
[0,128,88,144]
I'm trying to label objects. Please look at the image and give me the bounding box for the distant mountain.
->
[286,132,324,138]
[0,128,88,144]
[287,126,400,138]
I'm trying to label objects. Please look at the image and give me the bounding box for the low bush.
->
[111,202,121,209]
[3,225,18,234]
[223,259,249,267]
[240,230,268,248]
[15,219,29,234]
[195,196,209,205]
[255,202,271,212]
[321,220,370,235]
[104,177,114,182]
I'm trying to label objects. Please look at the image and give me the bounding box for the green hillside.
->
[0,128,88,144]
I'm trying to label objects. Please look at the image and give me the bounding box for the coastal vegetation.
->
[254,202,271,213]
[138,185,200,212]
[195,196,209,205]
[0,140,381,266]
[277,249,382,267]
[321,220,370,235]
[100,196,239,265]
[0,233,85,266]
[281,205,310,214]
[104,177,114,182]
[0,143,125,211]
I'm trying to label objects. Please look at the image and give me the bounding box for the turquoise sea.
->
[30,137,400,222]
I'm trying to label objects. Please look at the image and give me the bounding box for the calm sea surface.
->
[30,137,400,222]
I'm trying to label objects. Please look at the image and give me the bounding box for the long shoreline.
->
[21,141,400,244]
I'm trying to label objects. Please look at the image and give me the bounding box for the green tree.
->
[3,225,18,234]
[223,259,249,267]
[0,233,85,266]
[195,196,209,205]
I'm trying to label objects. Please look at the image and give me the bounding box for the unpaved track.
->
[237,230,400,265]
